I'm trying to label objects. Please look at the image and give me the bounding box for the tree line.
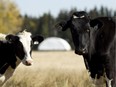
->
[21,7,116,49]
[0,0,116,49]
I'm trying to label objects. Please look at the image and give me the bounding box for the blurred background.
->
[0,1,115,87]
[0,0,116,50]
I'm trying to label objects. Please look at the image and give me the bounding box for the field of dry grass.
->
[3,51,105,87]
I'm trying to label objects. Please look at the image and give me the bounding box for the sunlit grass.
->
[3,51,105,87]
[5,69,94,87]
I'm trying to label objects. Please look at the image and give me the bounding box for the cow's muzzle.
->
[75,48,87,55]
[24,59,33,66]
[25,60,33,66]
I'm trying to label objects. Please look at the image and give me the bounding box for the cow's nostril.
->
[25,60,33,66]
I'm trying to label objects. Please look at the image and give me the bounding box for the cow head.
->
[56,11,103,55]
[5,30,44,66]
[56,11,91,55]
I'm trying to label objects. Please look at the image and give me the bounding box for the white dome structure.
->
[38,37,71,51]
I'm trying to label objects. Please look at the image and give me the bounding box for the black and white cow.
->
[0,30,44,85]
[56,11,116,87]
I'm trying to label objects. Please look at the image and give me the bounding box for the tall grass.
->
[4,69,95,87]
[3,51,105,87]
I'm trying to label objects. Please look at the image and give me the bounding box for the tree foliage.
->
[0,0,22,33]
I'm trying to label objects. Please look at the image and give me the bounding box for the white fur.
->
[18,30,33,65]
[0,30,34,86]
[73,15,85,19]
[73,15,79,19]
[80,15,85,18]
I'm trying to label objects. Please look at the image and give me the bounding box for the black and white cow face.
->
[56,11,91,55]
[6,31,44,66]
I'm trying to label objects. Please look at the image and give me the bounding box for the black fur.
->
[56,11,116,87]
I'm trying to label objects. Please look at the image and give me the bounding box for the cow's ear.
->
[6,34,19,43]
[55,20,70,31]
[90,19,103,29]
[32,35,44,44]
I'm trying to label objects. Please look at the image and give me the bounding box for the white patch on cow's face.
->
[18,31,33,66]
[80,15,85,18]
[73,15,85,19]
[73,15,79,19]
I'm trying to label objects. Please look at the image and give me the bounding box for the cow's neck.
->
[15,56,21,67]
[89,27,99,55]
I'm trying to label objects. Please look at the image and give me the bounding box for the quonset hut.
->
[38,37,71,51]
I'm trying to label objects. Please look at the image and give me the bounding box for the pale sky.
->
[14,0,116,17]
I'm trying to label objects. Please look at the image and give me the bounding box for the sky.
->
[14,0,116,17]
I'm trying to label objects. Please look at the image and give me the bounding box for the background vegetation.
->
[0,0,22,33]
[0,0,116,49]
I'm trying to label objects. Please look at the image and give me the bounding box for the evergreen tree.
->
[19,6,116,49]
[22,15,38,34]
[35,12,55,37]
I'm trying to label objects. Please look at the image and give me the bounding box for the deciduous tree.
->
[0,0,22,33]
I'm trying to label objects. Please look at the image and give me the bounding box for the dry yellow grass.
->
[3,51,105,87]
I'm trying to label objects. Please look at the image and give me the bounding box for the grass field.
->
[3,51,105,87]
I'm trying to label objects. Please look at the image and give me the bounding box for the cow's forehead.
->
[17,31,32,40]
[17,31,32,56]
[18,31,31,37]
[73,11,88,17]
[18,31,32,45]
